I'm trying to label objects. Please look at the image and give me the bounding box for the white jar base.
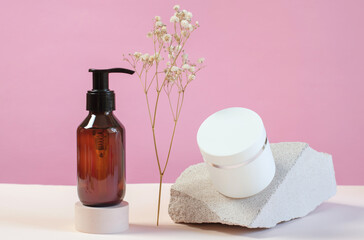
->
[75,201,129,234]
[206,143,276,198]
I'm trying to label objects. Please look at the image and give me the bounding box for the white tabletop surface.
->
[0,184,363,239]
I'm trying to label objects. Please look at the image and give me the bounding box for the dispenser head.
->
[86,68,135,112]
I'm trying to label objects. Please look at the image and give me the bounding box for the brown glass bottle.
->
[77,68,133,207]
[77,111,125,207]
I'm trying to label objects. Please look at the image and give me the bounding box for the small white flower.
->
[174,34,181,43]
[186,11,193,20]
[133,52,142,59]
[188,24,194,31]
[198,57,205,63]
[173,5,180,11]
[195,21,199,26]
[171,66,179,72]
[182,64,190,70]
[181,20,189,28]
[190,66,196,72]
[155,21,163,27]
[162,34,172,42]
[155,16,161,21]
[166,61,171,66]
[147,32,153,38]
[188,74,196,80]
[176,45,182,51]
[161,26,167,33]
[149,55,155,62]
[182,9,187,15]
[166,72,176,83]
[141,53,150,61]
[170,15,179,23]
[168,52,175,59]
[154,53,162,62]
[181,30,188,37]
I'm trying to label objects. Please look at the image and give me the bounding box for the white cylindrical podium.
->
[75,201,129,234]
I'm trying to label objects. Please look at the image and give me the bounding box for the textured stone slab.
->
[168,142,337,228]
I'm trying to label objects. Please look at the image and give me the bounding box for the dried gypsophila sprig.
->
[124,4,205,226]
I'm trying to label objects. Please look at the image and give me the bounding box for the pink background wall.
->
[0,0,363,185]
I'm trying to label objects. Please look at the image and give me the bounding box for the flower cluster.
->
[132,51,162,66]
[125,5,204,94]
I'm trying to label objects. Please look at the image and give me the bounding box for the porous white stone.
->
[168,142,336,228]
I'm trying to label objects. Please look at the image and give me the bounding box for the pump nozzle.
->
[89,68,134,90]
[86,68,135,112]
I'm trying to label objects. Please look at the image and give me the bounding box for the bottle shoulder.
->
[78,112,125,131]
[112,114,125,129]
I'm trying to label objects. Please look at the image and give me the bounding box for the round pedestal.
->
[75,201,129,234]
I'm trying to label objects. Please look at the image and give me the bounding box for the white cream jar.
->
[197,107,275,198]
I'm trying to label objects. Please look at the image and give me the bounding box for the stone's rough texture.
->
[168,142,337,228]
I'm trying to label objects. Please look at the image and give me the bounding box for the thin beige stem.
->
[144,69,148,89]
[145,93,153,126]
[166,92,176,120]
[155,42,163,90]
[177,91,185,119]
[152,91,161,127]
[156,174,163,226]
[146,72,158,92]
[152,127,162,174]
[144,90,161,173]
[137,66,146,90]
[162,120,178,175]
[162,92,184,174]
[124,58,135,69]
[175,91,181,116]
[151,56,181,225]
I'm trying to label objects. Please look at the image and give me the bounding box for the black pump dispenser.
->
[87,68,134,112]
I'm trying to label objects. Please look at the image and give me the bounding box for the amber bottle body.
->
[77,111,125,207]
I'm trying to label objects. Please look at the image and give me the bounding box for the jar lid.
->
[197,107,266,166]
